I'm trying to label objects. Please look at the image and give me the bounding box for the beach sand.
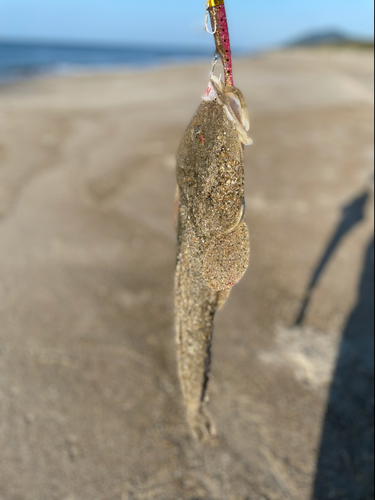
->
[0,48,373,500]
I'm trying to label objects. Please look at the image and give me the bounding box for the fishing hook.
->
[209,51,219,78]
[205,7,217,35]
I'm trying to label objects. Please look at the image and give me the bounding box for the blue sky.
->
[0,0,373,50]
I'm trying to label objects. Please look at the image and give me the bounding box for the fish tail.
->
[175,235,219,440]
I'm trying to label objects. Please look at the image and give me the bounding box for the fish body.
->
[175,76,251,439]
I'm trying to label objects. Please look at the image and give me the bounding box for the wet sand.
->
[0,48,373,500]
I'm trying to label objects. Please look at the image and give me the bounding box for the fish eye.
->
[193,126,201,137]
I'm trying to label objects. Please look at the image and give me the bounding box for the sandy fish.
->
[175,74,251,439]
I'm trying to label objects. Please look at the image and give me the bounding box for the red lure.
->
[207,0,234,87]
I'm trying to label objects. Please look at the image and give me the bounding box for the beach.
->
[0,48,373,500]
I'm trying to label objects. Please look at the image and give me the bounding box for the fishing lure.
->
[175,0,252,440]
[206,0,234,87]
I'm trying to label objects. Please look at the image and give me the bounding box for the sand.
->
[0,48,373,500]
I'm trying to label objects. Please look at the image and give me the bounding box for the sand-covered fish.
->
[175,0,252,440]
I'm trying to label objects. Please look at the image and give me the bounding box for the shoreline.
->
[1,43,373,88]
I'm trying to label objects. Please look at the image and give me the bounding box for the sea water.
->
[0,40,212,84]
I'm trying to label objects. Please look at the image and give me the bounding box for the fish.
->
[175,74,252,440]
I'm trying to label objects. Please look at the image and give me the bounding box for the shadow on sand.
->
[312,231,374,499]
[295,191,370,327]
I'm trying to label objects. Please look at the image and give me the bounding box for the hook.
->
[209,52,219,78]
[205,8,217,35]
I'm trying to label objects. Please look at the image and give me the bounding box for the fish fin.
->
[217,289,231,309]
[227,92,250,131]
[202,223,250,291]
[174,186,180,232]
[222,105,252,145]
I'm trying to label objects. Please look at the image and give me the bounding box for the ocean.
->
[0,40,212,84]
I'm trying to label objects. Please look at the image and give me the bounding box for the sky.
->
[0,0,373,50]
